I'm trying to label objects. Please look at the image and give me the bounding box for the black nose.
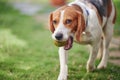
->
[55,33,63,40]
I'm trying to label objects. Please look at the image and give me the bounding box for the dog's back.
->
[87,0,108,17]
[86,0,115,18]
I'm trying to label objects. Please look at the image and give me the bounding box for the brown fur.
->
[49,5,68,33]
[113,6,116,24]
[75,11,85,41]
[107,0,116,24]
[95,8,102,25]
[107,0,112,17]
[49,5,86,41]
[49,13,55,33]
[63,8,78,31]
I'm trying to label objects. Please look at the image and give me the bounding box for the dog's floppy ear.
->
[75,11,85,41]
[49,13,55,33]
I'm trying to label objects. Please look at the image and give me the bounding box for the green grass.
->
[114,0,120,36]
[0,0,120,80]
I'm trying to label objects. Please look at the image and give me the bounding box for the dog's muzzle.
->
[54,33,73,50]
[55,33,63,40]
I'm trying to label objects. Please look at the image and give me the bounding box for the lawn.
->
[0,0,120,80]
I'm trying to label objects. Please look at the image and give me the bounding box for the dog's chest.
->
[74,31,93,44]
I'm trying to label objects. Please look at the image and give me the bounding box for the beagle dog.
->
[49,0,116,80]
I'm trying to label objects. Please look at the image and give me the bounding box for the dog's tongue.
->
[64,36,73,50]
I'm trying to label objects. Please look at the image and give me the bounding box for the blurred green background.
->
[0,0,120,80]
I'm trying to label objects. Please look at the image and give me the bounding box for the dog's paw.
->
[58,65,68,80]
[86,64,96,72]
[97,63,106,69]
[57,74,67,80]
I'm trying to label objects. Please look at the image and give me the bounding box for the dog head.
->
[49,5,85,50]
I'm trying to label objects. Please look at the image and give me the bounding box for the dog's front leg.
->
[58,47,68,80]
[87,42,100,72]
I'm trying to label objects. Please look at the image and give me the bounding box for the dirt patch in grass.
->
[109,37,120,66]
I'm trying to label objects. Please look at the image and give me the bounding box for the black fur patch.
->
[87,0,108,17]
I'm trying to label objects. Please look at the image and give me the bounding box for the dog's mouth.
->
[64,36,73,50]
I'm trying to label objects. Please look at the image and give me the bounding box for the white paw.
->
[97,63,106,69]
[58,65,68,80]
[86,64,96,72]
[57,73,67,80]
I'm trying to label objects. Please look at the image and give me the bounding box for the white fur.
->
[97,0,115,69]
[58,47,68,80]
[52,10,69,80]
[52,0,116,80]
[52,10,71,41]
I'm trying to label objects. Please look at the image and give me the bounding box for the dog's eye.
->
[53,20,57,24]
[66,19,72,24]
